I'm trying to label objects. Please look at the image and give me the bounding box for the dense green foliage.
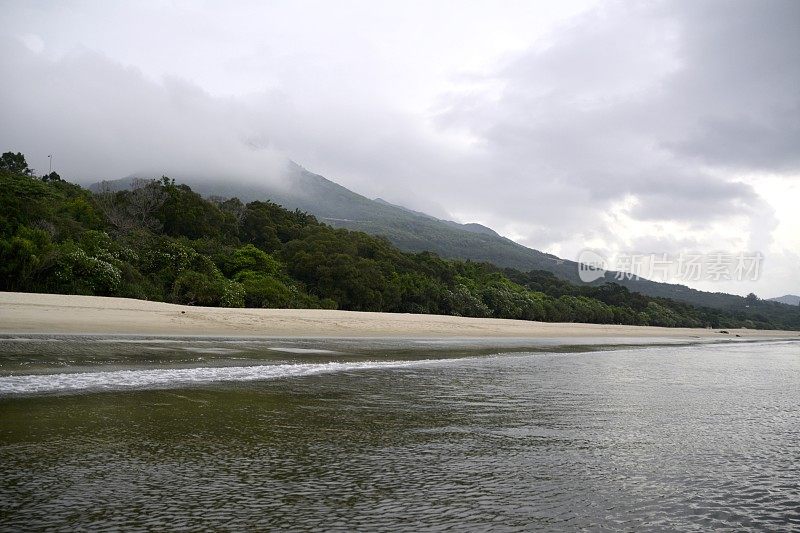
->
[102,165,784,313]
[2,153,798,330]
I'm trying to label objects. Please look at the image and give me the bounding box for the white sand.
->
[0,291,797,340]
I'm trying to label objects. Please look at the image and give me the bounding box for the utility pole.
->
[48,154,52,174]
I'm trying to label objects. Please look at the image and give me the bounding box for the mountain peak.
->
[768,294,800,306]
[89,164,782,314]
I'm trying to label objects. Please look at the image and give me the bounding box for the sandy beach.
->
[0,291,797,340]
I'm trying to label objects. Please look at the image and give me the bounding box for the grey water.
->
[0,336,798,531]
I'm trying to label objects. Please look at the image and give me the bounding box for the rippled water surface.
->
[1,336,798,531]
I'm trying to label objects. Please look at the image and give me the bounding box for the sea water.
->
[0,336,798,531]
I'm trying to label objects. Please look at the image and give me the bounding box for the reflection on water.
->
[0,337,798,531]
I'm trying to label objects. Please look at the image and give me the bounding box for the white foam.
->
[0,359,455,395]
[180,347,242,354]
[0,337,64,342]
[267,347,338,354]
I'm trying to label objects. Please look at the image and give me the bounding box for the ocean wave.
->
[0,359,454,396]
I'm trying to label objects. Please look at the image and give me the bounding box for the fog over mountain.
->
[1,0,797,296]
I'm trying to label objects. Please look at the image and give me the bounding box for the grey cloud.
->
[661,0,800,171]
[435,0,796,238]
[665,114,800,172]
[627,174,757,221]
[0,38,287,184]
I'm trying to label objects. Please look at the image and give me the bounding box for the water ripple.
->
[1,341,798,531]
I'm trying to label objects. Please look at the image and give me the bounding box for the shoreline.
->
[1,291,798,341]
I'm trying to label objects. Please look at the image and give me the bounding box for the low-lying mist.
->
[0,37,289,187]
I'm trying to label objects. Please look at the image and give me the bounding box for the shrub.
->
[221,280,246,308]
[171,270,225,306]
[235,270,298,308]
[55,248,122,295]
[229,244,283,276]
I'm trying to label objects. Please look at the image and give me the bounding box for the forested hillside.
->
[3,152,798,330]
[91,164,787,313]
[91,164,572,277]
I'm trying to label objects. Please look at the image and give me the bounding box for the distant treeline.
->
[1,152,798,330]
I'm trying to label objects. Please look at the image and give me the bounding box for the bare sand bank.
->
[0,292,797,341]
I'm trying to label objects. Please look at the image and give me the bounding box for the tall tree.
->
[0,152,33,175]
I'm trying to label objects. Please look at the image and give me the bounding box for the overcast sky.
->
[1,0,798,297]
